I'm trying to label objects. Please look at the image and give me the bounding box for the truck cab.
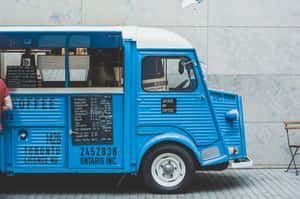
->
[0,26,250,193]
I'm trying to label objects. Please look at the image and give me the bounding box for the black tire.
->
[142,144,195,193]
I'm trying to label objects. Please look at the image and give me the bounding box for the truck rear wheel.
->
[142,145,195,193]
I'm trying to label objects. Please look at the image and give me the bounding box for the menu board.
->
[71,95,113,145]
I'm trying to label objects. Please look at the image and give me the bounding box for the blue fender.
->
[136,132,202,171]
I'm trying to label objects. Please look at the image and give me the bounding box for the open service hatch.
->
[0,31,124,88]
[0,30,125,170]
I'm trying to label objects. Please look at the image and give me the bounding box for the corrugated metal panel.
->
[2,95,67,169]
[2,95,66,127]
[14,128,64,168]
[209,91,242,147]
[136,93,219,146]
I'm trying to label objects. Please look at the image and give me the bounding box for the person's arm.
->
[2,95,13,111]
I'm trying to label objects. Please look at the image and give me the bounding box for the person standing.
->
[0,79,13,126]
[0,78,12,172]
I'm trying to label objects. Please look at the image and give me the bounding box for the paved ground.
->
[0,169,299,199]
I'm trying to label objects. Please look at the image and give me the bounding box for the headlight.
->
[225,109,239,121]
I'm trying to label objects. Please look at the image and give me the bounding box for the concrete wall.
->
[0,0,299,167]
[206,0,300,167]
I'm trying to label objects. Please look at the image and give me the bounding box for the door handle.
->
[69,130,79,136]
[197,95,205,100]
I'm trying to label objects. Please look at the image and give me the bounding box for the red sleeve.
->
[0,79,9,97]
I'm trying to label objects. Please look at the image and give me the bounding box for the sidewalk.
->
[0,169,299,199]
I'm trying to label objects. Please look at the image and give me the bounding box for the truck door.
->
[136,51,219,146]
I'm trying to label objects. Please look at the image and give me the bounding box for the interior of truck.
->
[0,48,124,88]
[0,32,124,88]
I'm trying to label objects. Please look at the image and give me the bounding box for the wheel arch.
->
[136,133,202,173]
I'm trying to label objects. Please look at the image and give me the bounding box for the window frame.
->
[141,55,198,93]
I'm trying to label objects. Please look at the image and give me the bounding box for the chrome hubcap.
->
[151,153,186,187]
[163,163,174,175]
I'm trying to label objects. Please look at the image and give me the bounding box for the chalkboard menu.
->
[71,95,113,145]
[6,65,38,88]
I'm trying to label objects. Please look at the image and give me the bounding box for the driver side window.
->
[142,56,197,92]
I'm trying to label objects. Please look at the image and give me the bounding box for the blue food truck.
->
[0,26,251,193]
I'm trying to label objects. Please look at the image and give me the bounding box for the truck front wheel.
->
[142,145,195,193]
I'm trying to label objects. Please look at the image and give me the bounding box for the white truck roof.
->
[0,26,193,49]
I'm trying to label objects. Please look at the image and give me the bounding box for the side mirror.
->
[178,61,185,74]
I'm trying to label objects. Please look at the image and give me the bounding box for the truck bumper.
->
[230,157,253,168]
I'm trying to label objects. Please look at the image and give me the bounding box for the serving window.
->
[0,32,124,89]
[68,48,123,88]
[0,48,65,88]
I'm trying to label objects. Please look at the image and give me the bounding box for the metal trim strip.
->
[8,88,124,94]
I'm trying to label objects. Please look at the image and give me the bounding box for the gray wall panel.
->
[134,0,207,26]
[0,0,81,25]
[209,0,300,27]
[83,0,207,26]
[166,27,207,63]
[207,28,300,75]
[207,75,300,122]
[82,0,136,25]
[245,122,297,166]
